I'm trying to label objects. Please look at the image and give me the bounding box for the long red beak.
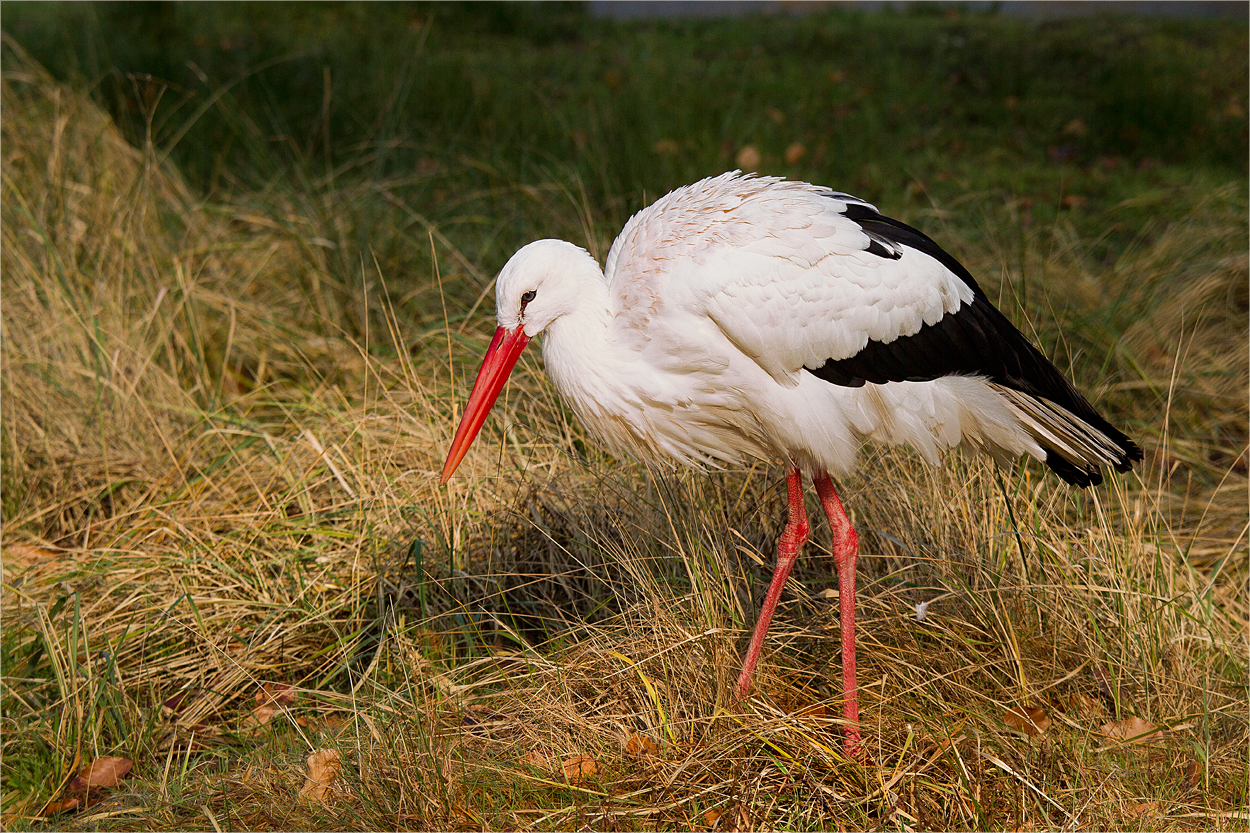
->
[440,326,531,483]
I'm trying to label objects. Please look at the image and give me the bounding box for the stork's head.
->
[494,239,599,336]
[440,239,599,483]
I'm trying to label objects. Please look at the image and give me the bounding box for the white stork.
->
[440,172,1141,758]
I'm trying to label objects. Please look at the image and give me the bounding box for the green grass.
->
[1,4,1247,830]
[5,2,1246,304]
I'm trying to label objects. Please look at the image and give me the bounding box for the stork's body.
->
[441,173,1141,757]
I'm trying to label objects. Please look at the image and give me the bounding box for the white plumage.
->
[442,172,1140,757]
[486,173,1121,478]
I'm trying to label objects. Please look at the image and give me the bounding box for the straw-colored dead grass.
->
[2,42,1246,830]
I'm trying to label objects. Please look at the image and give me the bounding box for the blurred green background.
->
[6,2,1246,228]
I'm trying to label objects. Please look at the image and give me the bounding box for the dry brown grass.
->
[2,42,1246,831]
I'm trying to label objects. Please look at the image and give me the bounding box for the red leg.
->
[735,466,809,700]
[814,472,863,758]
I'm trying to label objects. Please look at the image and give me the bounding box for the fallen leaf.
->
[784,142,806,164]
[224,625,251,655]
[41,795,83,816]
[625,732,659,759]
[1092,664,1114,698]
[1099,716,1163,745]
[1004,706,1050,737]
[519,748,554,771]
[256,682,296,707]
[243,705,276,729]
[461,704,503,729]
[42,757,133,816]
[299,749,341,803]
[4,543,59,568]
[1181,757,1201,788]
[162,690,195,714]
[73,756,132,790]
[560,754,596,785]
[1127,800,1158,817]
[736,145,761,171]
[244,683,297,729]
[705,802,751,831]
[1062,691,1105,719]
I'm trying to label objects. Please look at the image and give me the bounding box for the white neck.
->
[539,270,615,417]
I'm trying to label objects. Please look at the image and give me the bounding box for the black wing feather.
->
[807,202,1142,484]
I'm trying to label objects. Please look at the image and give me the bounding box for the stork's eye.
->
[520,289,536,312]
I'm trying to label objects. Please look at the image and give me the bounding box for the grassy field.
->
[2,4,1247,830]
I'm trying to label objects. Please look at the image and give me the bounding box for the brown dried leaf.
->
[560,754,596,785]
[245,683,297,729]
[162,690,195,714]
[1127,800,1158,817]
[1065,691,1106,720]
[243,704,277,729]
[298,749,341,803]
[75,756,132,789]
[255,682,296,707]
[1004,706,1050,737]
[462,703,504,729]
[41,796,82,816]
[1181,757,1201,788]
[43,757,133,816]
[519,748,554,772]
[1099,716,1163,745]
[705,802,751,831]
[1093,665,1114,697]
[4,543,60,568]
[625,732,659,759]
